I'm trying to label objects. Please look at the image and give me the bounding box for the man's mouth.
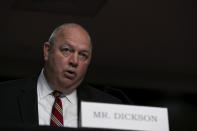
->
[63,70,77,80]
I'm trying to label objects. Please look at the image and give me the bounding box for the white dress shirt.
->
[37,70,78,127]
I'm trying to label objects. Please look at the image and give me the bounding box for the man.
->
[0,23,121,127]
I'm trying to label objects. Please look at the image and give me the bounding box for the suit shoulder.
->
[0,77,37,91]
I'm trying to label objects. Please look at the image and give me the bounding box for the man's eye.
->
[61,48,72,56]
[79,53,88,59]
[62,48,70,52]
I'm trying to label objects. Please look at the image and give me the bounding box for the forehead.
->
[55,26,92,51]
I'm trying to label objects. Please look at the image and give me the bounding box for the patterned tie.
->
[50,91,64,127]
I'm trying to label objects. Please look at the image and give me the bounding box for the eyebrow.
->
[80,50,90,56]
[62,42,72,47]
[63,43,90,53]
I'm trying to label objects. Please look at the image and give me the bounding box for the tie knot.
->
[52,90,62,98]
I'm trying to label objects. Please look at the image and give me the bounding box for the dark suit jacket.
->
[0,76,122,127]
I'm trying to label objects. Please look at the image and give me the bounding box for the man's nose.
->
[69,53,79,67]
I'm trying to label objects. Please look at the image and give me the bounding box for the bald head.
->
[48,23,91,48]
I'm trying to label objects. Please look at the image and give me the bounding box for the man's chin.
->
[60,77,83,90]
[60,79,78,88]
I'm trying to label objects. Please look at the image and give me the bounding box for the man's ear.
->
[43,42,51,61]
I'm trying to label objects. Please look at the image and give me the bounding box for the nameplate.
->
[81,101,169,131]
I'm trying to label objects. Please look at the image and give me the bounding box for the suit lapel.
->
[17,76,39,126]
[77,83,90,101]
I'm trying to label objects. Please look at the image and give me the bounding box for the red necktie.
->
[50,91,64,127]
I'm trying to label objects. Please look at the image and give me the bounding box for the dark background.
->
[0,0,197,130]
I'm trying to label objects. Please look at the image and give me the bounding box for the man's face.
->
[43,26,92,93]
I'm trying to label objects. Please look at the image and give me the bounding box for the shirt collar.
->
[65,90,77,104]
[37,69,53,99]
